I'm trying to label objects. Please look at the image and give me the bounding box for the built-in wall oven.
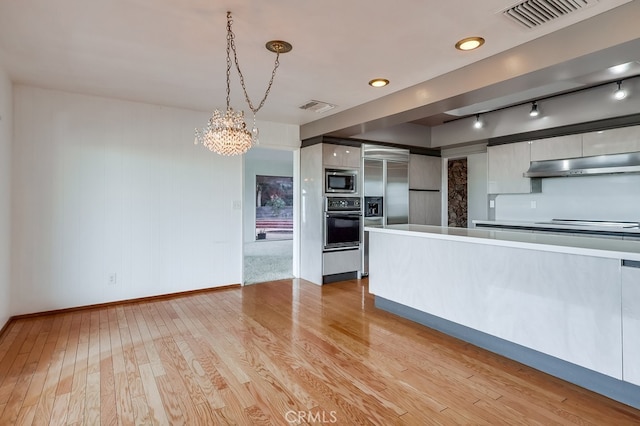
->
[324,196,362,251]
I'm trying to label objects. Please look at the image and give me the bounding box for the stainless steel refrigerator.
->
[362,144,409,275]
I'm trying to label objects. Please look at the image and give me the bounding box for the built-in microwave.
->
[325,169,358,194]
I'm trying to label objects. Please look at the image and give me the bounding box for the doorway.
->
[243,148,294,284]
[442,151,488,229]
[255,175,293,241]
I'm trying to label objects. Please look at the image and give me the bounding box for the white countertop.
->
[473,219,640,235]
[366,224,640,261]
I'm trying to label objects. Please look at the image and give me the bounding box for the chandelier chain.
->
[227,11,281,115]
[226,14,232,110]
[194,11,289,156]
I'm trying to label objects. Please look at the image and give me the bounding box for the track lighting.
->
[529,101,540,117]
[613,81,627,100]
[473,114,483,129]
[446,76,638,129]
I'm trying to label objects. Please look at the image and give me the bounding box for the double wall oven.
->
[322,166,362,283]
[322,195,362,283]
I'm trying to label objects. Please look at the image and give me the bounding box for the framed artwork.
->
[255,175,293,240]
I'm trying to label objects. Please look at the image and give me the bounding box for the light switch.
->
[489,200,495,208]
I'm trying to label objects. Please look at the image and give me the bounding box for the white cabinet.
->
[488,141,537,194]
[409,191,441,225]
[322,249,361,276]
[368,229,623,379]
[582,125,640,156]
[322,144,361,168]
[522,125,640,165]
[409,154,441,190]
[300,144,325,285]
[622,263,640,386]
[530,134,582,161]
[409,154,441,225]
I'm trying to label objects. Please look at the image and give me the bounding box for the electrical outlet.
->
[108,273,117,285]
[530,200,537,209]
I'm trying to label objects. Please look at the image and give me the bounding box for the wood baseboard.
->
[0,283,242,336]
[0,317,12,343]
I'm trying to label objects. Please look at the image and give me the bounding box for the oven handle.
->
[325,212,362,217]
[323,245,360,252]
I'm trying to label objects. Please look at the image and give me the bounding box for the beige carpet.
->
[243,240,293,284]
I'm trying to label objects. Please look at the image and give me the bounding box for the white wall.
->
[11,86,249,315]
[353,123,431,148]
[0,65,11,327]
[467,152,488,224]
[495,174,640,222]
[243,147,294,243]
[253,120,300,151]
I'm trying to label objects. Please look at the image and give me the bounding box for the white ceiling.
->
[0,0,637,139]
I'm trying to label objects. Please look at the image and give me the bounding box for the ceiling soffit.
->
[300,1,640,140]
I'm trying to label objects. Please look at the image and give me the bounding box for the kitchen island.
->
[367,224,640,409]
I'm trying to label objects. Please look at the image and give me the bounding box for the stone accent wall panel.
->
[448,159,468,227]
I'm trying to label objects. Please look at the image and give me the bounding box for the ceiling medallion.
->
[266,40,293,54]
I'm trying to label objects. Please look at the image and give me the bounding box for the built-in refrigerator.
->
[362,144,409,275]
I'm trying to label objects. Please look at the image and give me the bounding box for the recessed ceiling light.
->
[369,78,389,88]
[455,37,485,51]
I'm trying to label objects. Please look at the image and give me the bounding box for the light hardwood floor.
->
[1,278,639,425]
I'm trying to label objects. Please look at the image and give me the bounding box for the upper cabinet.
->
[488,141,538,194]
[322,144,361,168]
[530,134,582,161]
[582,125,640,157]
[409,154,441,190]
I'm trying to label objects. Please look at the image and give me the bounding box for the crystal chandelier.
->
[195,11,292,156]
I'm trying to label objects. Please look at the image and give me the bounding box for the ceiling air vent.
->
[502,0,599,29]
[299,100,336,114]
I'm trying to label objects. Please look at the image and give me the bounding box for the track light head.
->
[614,81,627,100]
[529,101,540,117]
[473,114,483,129]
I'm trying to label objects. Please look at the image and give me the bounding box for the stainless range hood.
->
[524,152,640,178]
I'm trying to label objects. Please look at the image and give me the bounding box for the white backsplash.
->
[495,174,640,222]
